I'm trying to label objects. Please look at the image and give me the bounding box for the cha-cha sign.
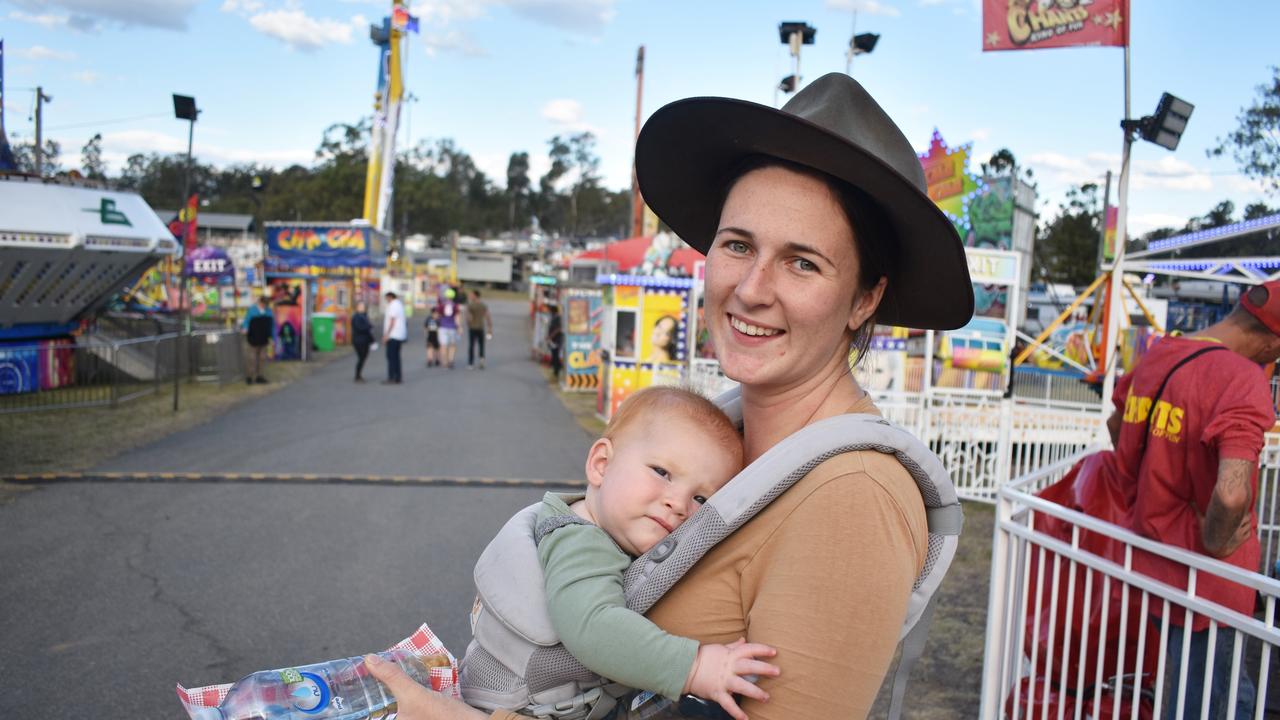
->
[265,224,387,269]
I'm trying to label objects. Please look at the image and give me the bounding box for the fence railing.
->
[979,446,1280,719]
[0,329,244,414]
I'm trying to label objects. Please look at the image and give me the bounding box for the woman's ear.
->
[585,438,612,488]
[848,276,888,334]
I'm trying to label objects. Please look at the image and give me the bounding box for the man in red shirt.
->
[1104,281,1280,719]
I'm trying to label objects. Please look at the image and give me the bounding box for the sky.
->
[1,0,1276,238]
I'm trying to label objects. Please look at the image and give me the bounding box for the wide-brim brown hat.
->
[635,72,974,331]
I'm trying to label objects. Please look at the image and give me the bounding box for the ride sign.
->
[265,224,387,269]
[184,245,235,283]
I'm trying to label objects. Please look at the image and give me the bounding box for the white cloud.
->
[72,70,101,84]
[8,10,68,28]
[1129,213,1188,236]
[7,0,199,31]
[98,129,313,170]
[542,99,584,127]
[422,29,488,57]
[505,0,617,34]
[824,0,902,17]
[417,0,489,24]
[11,45,77,61]
[220,0,264,13]
[246,9,360,50]
[969,128,991,142]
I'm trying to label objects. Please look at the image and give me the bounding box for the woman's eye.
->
[723,240,749,254]
[650,466,669,478]
[693,495,708,505]
[793,258,819,273]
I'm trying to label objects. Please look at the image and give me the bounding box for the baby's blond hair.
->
[604,386,743,466]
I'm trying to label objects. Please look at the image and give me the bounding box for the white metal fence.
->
[980,446,1280,719]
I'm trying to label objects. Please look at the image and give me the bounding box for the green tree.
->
[506,151,530,231]
[81,133,106,180]
[1209,66,1280,196]
[10,136,62,175]
[1035,183,1102,286]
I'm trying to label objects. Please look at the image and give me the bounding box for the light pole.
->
[172,93,199,411]
[843,11,880,75]
[778,21,816,99]
[33,86,52,176]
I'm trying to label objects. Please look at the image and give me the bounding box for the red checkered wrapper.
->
[175,623,460,719]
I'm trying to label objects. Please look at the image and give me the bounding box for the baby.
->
[535,386,779,720]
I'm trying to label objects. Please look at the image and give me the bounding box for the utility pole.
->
[630,45,645,238]
[33,86,52,176]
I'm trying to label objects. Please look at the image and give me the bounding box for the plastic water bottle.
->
[214,649,437,720]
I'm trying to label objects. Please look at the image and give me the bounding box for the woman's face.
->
[651,317,675,353]
[705,165,883,390]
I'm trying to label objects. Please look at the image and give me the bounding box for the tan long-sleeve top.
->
[491,398,928,719]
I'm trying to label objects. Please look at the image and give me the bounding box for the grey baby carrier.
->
[459,387,963,719]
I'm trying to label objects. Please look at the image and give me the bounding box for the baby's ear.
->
[585,438,612,488]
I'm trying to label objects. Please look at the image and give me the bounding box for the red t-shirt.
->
[1108,336,1274,625]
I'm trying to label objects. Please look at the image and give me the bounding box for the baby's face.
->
[589,414,742,556]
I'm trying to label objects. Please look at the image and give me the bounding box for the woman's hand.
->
[363,654,488,720]
[682,639,780,720]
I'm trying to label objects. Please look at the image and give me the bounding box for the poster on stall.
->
[0,345,38,395]
[270,278,307,360]
[315,278,353,345]
[563,290,603,391]
[607,362,639,419]
[639,289,687,365]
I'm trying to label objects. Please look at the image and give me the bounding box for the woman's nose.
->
[733,259,774,307]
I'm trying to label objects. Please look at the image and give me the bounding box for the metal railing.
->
[979,446,1280,719]
[0,329,244,414]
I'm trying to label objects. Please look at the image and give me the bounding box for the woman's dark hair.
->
[716,155,899,366]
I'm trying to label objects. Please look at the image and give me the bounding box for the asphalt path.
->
[0,299,594,719]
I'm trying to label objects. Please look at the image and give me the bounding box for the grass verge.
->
[0,350,346,491]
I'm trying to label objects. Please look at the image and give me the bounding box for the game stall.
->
[264,222,388,360]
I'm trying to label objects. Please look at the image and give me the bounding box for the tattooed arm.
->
[1200,457,1256,558]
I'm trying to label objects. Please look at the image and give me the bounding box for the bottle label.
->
[279,668,304,685]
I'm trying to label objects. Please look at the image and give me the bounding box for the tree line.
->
[7,121,632,243]
[7,66,1276,280]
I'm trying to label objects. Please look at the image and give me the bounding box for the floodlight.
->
[1143,93,1194,151]
[172,94,198,121]
[851,32,880,55]
[778,22,816,45]
[779,75,797,93]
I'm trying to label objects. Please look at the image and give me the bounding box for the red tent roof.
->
[568,236,703,275]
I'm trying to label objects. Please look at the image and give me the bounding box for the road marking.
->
[1,472,586,489]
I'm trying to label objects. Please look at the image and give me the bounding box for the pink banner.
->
[983,0,1128,52]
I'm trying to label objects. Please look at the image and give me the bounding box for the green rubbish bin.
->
[311,313,336,352]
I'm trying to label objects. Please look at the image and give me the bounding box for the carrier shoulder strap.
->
[623,386,963,640]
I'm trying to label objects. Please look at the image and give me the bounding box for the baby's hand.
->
[683,638,780,720]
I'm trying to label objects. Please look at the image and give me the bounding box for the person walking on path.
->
[546,304,564,382]
[382,291,407,384]
[351,302,374,383]
[241,295,274,384]
[1099,281,1280,719]
[464,289,494,369]
[424,305,442,367]
[438,287,460,369]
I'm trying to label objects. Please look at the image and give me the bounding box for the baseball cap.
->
[1241,280,1280,337]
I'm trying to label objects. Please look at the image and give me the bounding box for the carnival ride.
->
[1014,212,1280,389]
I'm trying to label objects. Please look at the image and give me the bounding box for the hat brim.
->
[636,96,974,331]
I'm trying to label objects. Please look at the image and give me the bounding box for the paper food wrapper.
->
[175,622,460,719]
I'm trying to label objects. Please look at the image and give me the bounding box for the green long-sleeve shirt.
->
[536,492,698,700]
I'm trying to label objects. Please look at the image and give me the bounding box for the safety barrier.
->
[0,330,244,414]
[979,446,1280,719]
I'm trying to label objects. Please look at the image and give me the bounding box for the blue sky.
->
[2,0,1276,237]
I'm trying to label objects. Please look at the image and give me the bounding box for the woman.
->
[366,73,972,718]
[647,315,679,363]
[351,302,374,382]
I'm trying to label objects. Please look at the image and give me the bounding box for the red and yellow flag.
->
[983,0,1128,52]
[168,194,200,253]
